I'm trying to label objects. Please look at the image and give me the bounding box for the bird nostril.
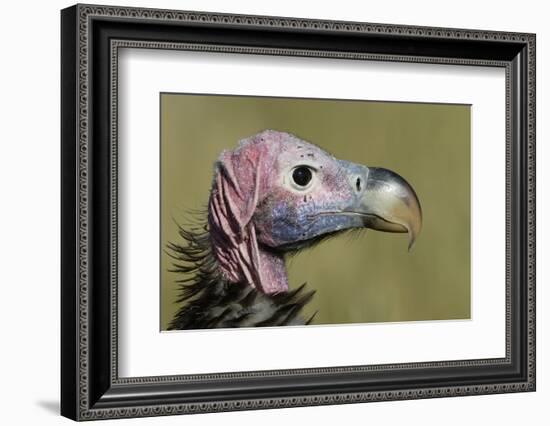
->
[356,177,362,192]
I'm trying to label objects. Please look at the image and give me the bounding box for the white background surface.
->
[119,50,506,377]
[0,0,547,425]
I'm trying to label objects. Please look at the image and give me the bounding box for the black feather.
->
[167,217,316,330]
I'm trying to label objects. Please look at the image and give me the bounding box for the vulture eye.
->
[292,166,313,187]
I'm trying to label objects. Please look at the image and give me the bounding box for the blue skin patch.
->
[267,199,365,247]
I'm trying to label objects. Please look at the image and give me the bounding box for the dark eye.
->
[292,166,313,187]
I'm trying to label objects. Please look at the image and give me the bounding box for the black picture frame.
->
[61,3,536,421]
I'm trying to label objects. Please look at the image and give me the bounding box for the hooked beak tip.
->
[358,167,422,251]
[407,230,418,251]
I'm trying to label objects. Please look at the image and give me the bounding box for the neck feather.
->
[167,219,315,330]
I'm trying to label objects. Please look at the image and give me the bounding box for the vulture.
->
[167,130,422,330]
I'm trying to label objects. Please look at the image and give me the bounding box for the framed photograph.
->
[61,4,536,421]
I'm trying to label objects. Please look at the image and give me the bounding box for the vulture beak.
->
[349,166,422,250]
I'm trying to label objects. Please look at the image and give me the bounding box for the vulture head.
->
[168,130,422,330]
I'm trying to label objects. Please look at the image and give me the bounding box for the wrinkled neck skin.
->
[209,218,290,294]
[207,131,295,295]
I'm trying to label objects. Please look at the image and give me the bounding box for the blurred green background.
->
[160,93,471,330]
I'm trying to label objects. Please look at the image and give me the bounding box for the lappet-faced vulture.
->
[168,130,422,330]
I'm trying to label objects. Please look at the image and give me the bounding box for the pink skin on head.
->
[253,137,356,249]
[208,130,359,294]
